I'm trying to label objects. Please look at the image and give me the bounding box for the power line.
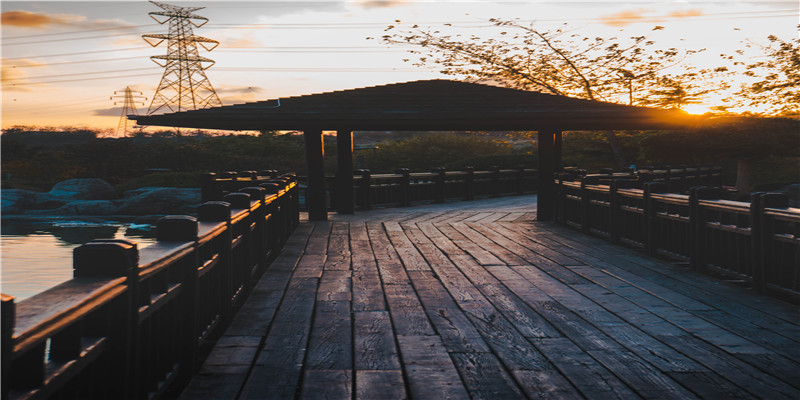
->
[2,47,151,60]
[6,56,150,67]
[3,24,155,40]
[3,67,161,82]
[2,72,161,85]
[3,31,154,46]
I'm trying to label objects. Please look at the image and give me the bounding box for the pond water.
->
[1,220,157,302]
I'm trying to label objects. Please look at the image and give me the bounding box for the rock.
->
[30,179,118,210]
[48,179,117,200]
[117,188,201,215]
[52,200,122,216]
[1,189,37,214]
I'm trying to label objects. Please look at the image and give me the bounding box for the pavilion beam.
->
[304,129,327,221]
[537,129,559,221]
[336,130,355,214]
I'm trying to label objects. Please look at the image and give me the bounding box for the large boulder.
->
[1,189,37,214]
[117,188,201,215]
[52,200,122,216]
[48,179,116,200]
[31,179,117,210]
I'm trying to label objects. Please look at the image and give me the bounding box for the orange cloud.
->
[1,59,46,91]
[668,9,704,19]
[598,8,705,27]
[598,9,654,27]
[1,10,82,28]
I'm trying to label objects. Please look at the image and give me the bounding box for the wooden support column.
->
[336,130,355,214]
[554,131,563,172]
[304,129,327,221]
[538,129,558,221]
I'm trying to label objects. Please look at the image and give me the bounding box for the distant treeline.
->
[2,120,798,195]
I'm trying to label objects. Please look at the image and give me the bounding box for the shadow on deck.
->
[179,195,799,399]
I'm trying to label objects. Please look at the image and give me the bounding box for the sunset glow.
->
[2,1,797,131]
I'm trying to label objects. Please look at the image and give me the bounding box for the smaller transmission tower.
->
[143,1,223,115]
[110,86,146,137]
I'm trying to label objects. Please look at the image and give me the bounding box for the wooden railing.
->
[555,178,800,302]
[560,165,723,194]
[1,176,299,400]
[323,167,536,210]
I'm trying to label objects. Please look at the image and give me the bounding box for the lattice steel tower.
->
[110,86,146,137]
[143,1,222,115]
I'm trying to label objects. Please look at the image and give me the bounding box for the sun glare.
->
[681,104,715,115]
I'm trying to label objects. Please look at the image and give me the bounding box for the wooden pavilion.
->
[134,79,696,221]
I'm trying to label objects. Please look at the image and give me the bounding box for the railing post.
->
[490,166,501,198]
[609,179,627,244]
[464,167,475,201]
[432,167,446,203]
[356,169,372,210]
[643,182,669,257]
[396,168,411,207]
[751,192,789,294]
[73,239,139,399]
[688,186,719,271]
[516,166,526,195]
[201,172,218,202]
[156,216,200,383]
[2,295,14,400]
[198,201,233,324]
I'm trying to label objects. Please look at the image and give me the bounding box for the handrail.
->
[2,176,300,400]
[343,167,537,210]
[555,178,799,303]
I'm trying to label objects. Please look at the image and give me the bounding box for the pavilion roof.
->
[133,79,699,131]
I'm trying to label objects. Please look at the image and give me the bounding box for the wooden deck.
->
[178,195,800,400]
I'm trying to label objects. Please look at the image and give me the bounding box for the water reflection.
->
[0,220,157,301]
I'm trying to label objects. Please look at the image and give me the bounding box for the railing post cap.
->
[259,182,281,194]
[760,192,790,209]
[157,215,199,242]
[223,192,252,209]
[240,186,267,202]
[199,201,232,222]
[74,240,139,277]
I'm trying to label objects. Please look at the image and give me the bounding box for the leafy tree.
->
[379,19,708,167]
[732,31,799,116]
[640,117,800,194]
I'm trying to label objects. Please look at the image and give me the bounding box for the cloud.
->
[1,59,46,92]
[352,0,407,9]
[92,107,125,117]
[597,8,704,27]
[1,10,77,28]
[221,35,263,48]
[214,85,267,105]
[1,10,135,30]
[598,8,654,27]
[668,9,703,19]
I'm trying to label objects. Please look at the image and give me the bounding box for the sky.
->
[1,0,797,133]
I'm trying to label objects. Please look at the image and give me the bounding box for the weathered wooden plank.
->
[587,350,700,399]
[384,284,435,336]
[300,370,352,400]
[460,302,554,371]
[397,335,471,400]
[354,311,401,370]
[531,337,638,400]
[355,370,406,400]
[316,270,352,302]
[450,352,525,399]
[657,334,800,399]
[305,300,353,370]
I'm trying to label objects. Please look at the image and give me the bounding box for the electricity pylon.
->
[110,86,146,137]
[143,1,222,115]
